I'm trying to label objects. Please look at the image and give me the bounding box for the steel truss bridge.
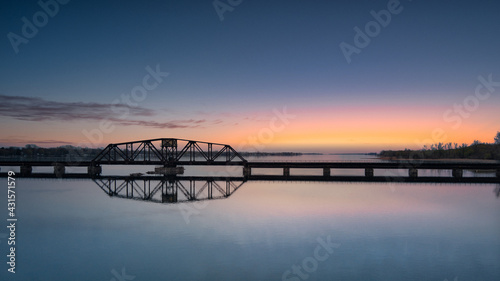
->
[2,175,498,205]
[92,176,500,204]
[92,138,246,166]
[94,176,246,204]
[0,138,499,182]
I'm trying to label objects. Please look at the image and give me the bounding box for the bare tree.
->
[472,140,482,146]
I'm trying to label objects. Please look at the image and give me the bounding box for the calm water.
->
[1,155,499,281]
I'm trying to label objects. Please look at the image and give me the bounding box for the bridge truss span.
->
[93,176,247,203]
[92,138,247,166]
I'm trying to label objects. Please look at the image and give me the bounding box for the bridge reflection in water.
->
[90,175,500,204]
[0,172,498,202]
[93,176,247,204]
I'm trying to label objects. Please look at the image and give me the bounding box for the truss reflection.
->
[93,176,247,204]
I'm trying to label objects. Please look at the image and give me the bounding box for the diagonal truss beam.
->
[92,138,247,165]
[93,177,246,204]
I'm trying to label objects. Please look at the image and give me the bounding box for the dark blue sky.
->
[1,0,499,151]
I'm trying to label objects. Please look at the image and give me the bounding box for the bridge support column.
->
[452,169,463,178]
[88,165,102,176]
[155,166,184,175]
[365,168,374,177]
[283,167,290,177]
[161,180,178,202]
[53,164,65,177]
[243,167,251,177]
[409,168,418,178]
[323,168,330,177]
[20,165,32,176]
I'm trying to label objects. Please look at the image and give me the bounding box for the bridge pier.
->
[409,168,418,178]
[243,166,251,177]
[88,165,102,176]
[154,166,184,175]
[452,169,463,178]
[53,164,65,177]
[162,193,178,203]
[323,168,330,177]
[365,168,374,177]
[162,181,178,203]
[20,165,32,176]
[283,167,290,177]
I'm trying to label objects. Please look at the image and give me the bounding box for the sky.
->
[0,0,499,153]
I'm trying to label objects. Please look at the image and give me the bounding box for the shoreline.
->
[378,156,500,163]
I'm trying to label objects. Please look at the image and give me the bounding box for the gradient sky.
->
[1,0,499,152]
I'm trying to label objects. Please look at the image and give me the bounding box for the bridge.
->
[94,176,247,204]
[91,176,500,204]
[2,174,496,205]
[0,138,499,182]
[92,138,246,165]
[0,138,246,176]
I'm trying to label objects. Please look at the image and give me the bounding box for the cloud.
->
[115,118,207,129]
[0,95,207,129]
[0,137,74,147]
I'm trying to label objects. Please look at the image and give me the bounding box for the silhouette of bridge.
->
[93,138,246,165]
[94,176,246,204]
[92,176,500,205]
[1,138,499,182]
[2,173,496,205]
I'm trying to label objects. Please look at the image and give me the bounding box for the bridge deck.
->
[0,161,248,166]
[246,161,500,170]
[0,160,498,169]
[1,173,499,184]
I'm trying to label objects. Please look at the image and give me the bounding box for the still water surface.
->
[0,155,499,281]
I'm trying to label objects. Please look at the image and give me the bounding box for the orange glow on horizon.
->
[1,104,498,152]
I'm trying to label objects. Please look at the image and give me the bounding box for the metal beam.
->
[91,138,247,166]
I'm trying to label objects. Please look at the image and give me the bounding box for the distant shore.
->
[377,156,500,163]
[379,143,500,161]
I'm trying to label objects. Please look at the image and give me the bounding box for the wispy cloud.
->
[0,95,153,121]
[0,95,208,129]
[0,137,74,146]
[115,118,208,129]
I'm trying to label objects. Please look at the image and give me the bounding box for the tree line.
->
[0,144,304,159]
[0,145,101,159]
[379,132,500,160]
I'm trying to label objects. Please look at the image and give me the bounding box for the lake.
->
[0,155,499,281]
